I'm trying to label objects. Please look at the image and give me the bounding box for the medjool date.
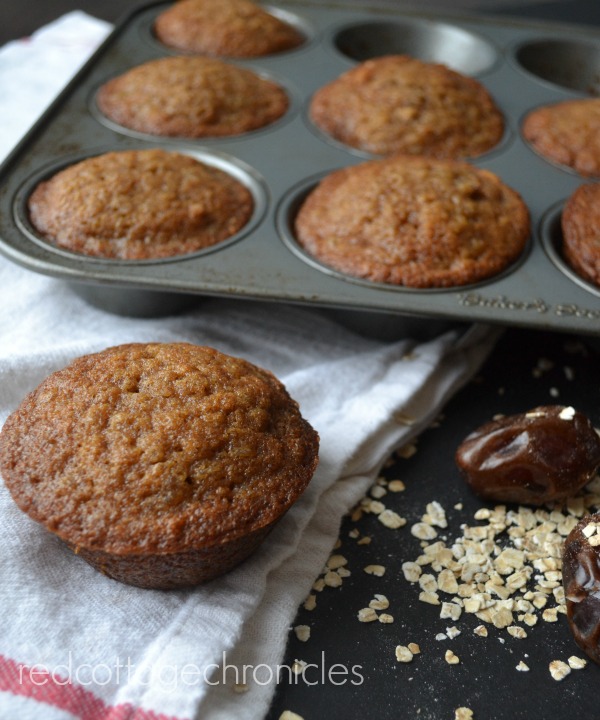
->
[455,405,600,505]
[563,513,600,664]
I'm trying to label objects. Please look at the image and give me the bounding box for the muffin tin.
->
[1,0,600,337]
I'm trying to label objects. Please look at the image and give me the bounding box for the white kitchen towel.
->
[0,13,500,720]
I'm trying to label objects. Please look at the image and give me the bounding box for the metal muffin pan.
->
[1,0,600,336]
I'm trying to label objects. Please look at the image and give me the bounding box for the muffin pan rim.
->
[327,15,503,76]
[508,34,600,95]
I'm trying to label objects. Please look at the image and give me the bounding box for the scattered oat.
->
[402,562,422,583]
[363,499,386,515]
[411,522,438,540]
[542,608,558,623]
[558,406,576,420]
[279,712,304,720]
[507,626,527,639]
[419,591,440,606]
[369,594,390,610]
[364,564,386,577]
[378,509,407,529]
[291,660,307,676]
[370,484,388,499]
[294,625,310,642]
[357,536,372,546]
[516,661,530,672]
[549,660,571,681]
[568,656,587,670]
[419,573,438,593]
[408,643,421,654]
[440,602,462,621]
[474,625,488,637]
[379,613,394,624]
[446,626,461,639]
[423,501,447,528]
[303,594,317,611]
[323,570,343,588]
[454,709,473,720]
[445,649,460,665]
[395,645,414,663]
[388,479,406,492]
[327,554,348,570]
[357,607,378,623]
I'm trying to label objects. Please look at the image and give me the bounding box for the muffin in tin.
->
[294,154,530,288]
[561,181,600,287]
[0,342,319,589]
[97,56,289,138]
[522,98,600,176]
[27,149,254,260]
[309,55,504,159]
[154,0,304,57]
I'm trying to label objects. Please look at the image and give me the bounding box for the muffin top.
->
[28,149,254,260]
[309,55,504,158]
[522,98,600,176]
[97,56,289,138]
[154,0,304,57]
[0,343,319,555]
[294,154,530,288]
[561,181,600,286]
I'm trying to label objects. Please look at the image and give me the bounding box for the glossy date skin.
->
[455,405,600,505]
[563,513,600,664]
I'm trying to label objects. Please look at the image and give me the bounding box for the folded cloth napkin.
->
[0,13,500,720]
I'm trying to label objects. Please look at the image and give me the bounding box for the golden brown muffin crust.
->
[154,0,304,57]
[97,56,289,138]
[28,149,254,260]
[294,155,530,288]
[0,343,319,556]
[522,98,600,176]
[561,182,600,286]
[309,55,504,159]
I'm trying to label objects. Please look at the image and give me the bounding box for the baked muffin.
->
[294,155,530,288]
[27,149,253,260]
[154,0,304,57]
[309,55,504,158]
[96,56,289,138]
[522,98,600,176]
[0,343,319,589]
[561,182,600,287]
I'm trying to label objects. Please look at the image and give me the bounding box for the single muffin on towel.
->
[96,56,289,138]
[309,55,504,158]
[0,343,319,589]
[27,149,254,260]
[294,154,530,288]
[561,181,600,287]
[522,98,600,176]
[154,0,303,57]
